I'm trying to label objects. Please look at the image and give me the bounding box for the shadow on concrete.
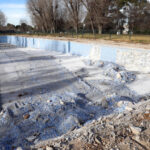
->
[1,74,78,105]
[0,55,56,65]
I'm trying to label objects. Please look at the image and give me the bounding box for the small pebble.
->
[23,114,30,119]
[46,146,53,150]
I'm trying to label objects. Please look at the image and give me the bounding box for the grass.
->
[1,33,150,44]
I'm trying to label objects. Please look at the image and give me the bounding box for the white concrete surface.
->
[127,74,150,96]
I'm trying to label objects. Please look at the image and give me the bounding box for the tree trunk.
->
[98,25,102,34]
[90,17,95,35]
[75,23,78,35]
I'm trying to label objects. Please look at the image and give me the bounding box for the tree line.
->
[27,0,150,34]
[0,14,33,33]
[0,0,150,34]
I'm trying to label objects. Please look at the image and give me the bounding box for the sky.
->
[0,0,31,25]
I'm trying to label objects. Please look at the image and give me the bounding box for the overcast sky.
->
[0,0,31,25]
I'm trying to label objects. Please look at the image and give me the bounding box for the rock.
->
[116,73,122,80]
[116,114,123,119]
[0,110,4,115]
[16,147,23,150]
[54,142,61,147]
[34,138,39,144]
[117,71,136,83]
[117,101,124,107]
[26,135,37,142]
[43,118,50,124]
[46,146,54,150]
[47,100,52,103]
[104,67,117,77]
[130,125,142,135]
[146,105,150,111]
[101,98,108,108]
[23,114,30,119]
[60,100,65,105]
[95,137,101,144]
[0,110,12,126]
[125,106,133,111]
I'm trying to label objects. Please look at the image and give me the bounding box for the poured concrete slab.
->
[127,74,150,96]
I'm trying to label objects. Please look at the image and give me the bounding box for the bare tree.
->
[27,0,47,32]
[27,0,65,33]
[93,0,114,34]
[81,0,95,34]
[0,10,6,27]
[81,0,114,34]
[63,0,83,34]
[128,1,150,33]
[27,0,150,34]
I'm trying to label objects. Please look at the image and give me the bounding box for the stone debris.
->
[46,146,54,150]
[130,125,142,135]
[0,44,149,150]
[117,101,124,107]
[125,106,133,111]
[116,72,122,80]
[101,97,108,108]
[23,114,30,120]
[16,147,23,150]
[59,100,65,105]
[26,135,37,142]
[146,105,150,110]
[33,100,150,150]
[102,63,136,83]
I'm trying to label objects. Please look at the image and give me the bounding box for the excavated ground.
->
[34,100,150,150]
[0,43,149,150]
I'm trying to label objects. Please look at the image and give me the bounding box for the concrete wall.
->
[116,49,150,73]
[0,35,150,73]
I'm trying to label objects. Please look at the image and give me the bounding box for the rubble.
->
[33,100,150,150]
[23,114,30,120]
[130,126,142,135]
[100,97,108,108]
[46,146,54,150]
[0,44,149,150]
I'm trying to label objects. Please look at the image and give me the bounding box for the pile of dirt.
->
[32,99,150,150]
